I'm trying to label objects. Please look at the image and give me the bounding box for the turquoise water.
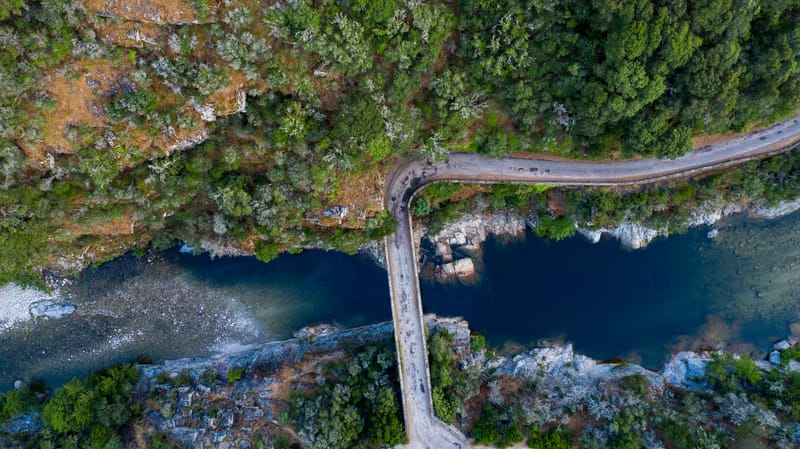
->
[2,210,800,387]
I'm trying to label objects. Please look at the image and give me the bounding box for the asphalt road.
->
[384,114,800,449]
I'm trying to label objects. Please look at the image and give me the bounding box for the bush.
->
[151,432,180,449]
[227,366,245,383]
[470,334,486,353]
[40,364,139,448]
[780,346,800,365]
[412,197,431,216]
[534,215,576,241]
[527,425,572,449]
[619,373,650,396]
[432,387,456,424]
[0,386,39,424]
[290,343,405,449]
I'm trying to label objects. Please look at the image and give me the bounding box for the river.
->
[1,211,799,388]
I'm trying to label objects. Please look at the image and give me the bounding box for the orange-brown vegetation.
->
[315,167,387,228]
[81,0,209,25]
[24,59,127,164]
[95,20,168,49]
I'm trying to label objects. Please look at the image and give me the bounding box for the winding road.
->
[383,114,800,449]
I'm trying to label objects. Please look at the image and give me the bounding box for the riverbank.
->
[4,315,800,449]
[0,250,391,390]
[419,195,800,284]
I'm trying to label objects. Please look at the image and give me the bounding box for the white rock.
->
[755,360,775,371]
[194,103,217,122]
[448,231,468,246]
[610,222,665,249]
[662,352,710,389]
[773,340,792,351]
[769,351,782,365]
[788,360,800,372]
[707,229,719,239]
[453,258,475,278]
[577,228,602,244]
[753,198,800,219]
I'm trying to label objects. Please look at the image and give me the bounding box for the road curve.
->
[384,114,800,449]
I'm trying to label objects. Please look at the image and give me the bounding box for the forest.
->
[1,0,800,284]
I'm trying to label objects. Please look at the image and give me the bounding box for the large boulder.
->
[661,352,710,390]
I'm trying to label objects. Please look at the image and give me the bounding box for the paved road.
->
[384,114,800,449]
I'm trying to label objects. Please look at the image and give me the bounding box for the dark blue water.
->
[422,213,800,368]
[422,230,710,367]
[4,211,800,387]
[170,249,393,334]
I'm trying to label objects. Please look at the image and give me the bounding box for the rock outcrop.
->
[427,195,800,262]
[418,201,525,284]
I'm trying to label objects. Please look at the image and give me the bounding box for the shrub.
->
[200,370,218,385]
[470,334,486,352]
[432,387,456,424]
[227,366,245,383]
[527,425,572,449]
[412,197,431,216]
[780,346,800,365]
[151,433,180,449]
[41,364,139,448]
[534,215,576,241]
[619,373,650,396]
[0,386,39,424]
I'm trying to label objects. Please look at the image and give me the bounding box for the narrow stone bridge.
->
[384,115,800,449]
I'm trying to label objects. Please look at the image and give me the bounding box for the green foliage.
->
[0,0,25,21]
[215,31,269,80]
[1,0,800,295]
[412,197,431,216]
[619,373,651,397]
[460,0,800,157]
[534,215,575,241]
[291,342,405,448]
[0,386,39,425]
[606,409,644,449]
[432,387,456,424]
[780,346,800,365]
[472,410,499,445]
[150,433,180,449]
[526,425,572,449]
[470,334,486,352]
[255,241,282,263]
[40,364,140,448]
[705,353,762,393]
[107,90,158,125]
[188,0,211,21]
[200,370,218,385]
[226,366,245,383]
